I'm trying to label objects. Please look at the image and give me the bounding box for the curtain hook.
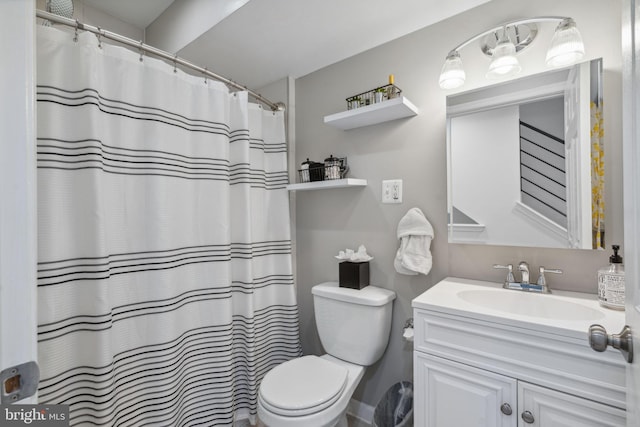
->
[73,19,79,43]
[173,55,178,73]
[96,27,102,49]
[204,67,208,84]
[139,40,144,62]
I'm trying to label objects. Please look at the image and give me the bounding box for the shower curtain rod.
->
[35,9,284,112]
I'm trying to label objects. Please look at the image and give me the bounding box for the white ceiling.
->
[82,0,175,29]
[81,0,490,89]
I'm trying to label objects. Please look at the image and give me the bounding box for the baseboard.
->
[347,398,375,424]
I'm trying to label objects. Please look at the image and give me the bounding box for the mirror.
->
[447,58,604,249]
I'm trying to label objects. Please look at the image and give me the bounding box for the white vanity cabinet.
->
[518,381,626,426]
[415,351,625,426]
[415,352,517,426]
[412,278,627,427]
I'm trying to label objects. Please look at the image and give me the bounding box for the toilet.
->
[257,282,396,427]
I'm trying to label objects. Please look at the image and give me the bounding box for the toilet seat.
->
[259,355,348,417]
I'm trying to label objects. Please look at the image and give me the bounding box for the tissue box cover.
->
[339,261,369,289]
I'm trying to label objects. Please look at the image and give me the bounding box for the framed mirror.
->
[447,58,604,249]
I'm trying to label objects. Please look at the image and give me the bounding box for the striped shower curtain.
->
[36,26,301,426]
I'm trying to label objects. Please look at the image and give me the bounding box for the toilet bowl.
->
[258,355,364,427]
[257,282,396,427]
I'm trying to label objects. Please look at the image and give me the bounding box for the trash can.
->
[372,381,413,427]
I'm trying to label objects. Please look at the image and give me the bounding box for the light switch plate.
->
[382,179,403,204]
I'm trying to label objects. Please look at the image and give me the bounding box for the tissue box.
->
[339,261,369,289]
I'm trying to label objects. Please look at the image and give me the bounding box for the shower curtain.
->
[36,26,301,426]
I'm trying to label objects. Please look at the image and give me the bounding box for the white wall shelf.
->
[323,96,418,130]
[286,178,367,191]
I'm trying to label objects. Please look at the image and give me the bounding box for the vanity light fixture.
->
[545,18,585,67]
[485,28,522,79]
[439,51,466,89]
[439,16,585,90]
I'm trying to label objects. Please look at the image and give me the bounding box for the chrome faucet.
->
[518,261,530,284]
[493,262,560,293]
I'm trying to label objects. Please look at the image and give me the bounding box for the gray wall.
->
[294,0,623,407]
[520,97,565,140]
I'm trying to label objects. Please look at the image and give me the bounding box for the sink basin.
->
[457,288,605,321]
[413,277,624,341]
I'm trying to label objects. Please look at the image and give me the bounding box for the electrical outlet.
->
[382,179,403,204]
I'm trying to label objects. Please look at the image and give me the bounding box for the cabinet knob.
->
[500,403,512,415]
[521,410,535,424]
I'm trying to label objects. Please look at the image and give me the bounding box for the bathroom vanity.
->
[412,277,627,426]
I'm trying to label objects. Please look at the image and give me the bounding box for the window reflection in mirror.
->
[447,58,604,249]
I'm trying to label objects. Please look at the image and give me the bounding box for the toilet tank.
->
[312,282,396,366]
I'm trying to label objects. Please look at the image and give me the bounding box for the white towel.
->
[394,208,434,276]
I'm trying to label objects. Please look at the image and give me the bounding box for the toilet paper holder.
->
[403,318,414,342]
[403,318,413,330]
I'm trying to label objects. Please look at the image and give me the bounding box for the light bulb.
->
[486,32,521,79]
[439,51,466,90]
[546,18,585,67]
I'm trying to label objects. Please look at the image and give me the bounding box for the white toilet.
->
[257,281,396,427]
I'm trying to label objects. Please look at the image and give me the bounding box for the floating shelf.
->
[324,96,418,130]
[286,178,367,191]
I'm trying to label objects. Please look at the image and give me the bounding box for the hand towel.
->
[394,207,434,276]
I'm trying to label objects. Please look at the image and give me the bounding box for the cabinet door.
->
[415,353,517,427]
[518,382,626,426]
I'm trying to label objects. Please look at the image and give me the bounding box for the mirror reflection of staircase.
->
[519,119,567,229]
[451,206,479,225]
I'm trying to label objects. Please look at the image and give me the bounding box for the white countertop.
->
[412,277,626,340]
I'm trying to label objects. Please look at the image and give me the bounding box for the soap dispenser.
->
[597,245,625,310]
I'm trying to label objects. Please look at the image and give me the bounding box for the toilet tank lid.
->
[312,282,396,306]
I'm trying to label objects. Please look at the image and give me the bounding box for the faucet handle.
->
[518,261,530,284]
[536,266,562,286]
[493,264,515,283]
